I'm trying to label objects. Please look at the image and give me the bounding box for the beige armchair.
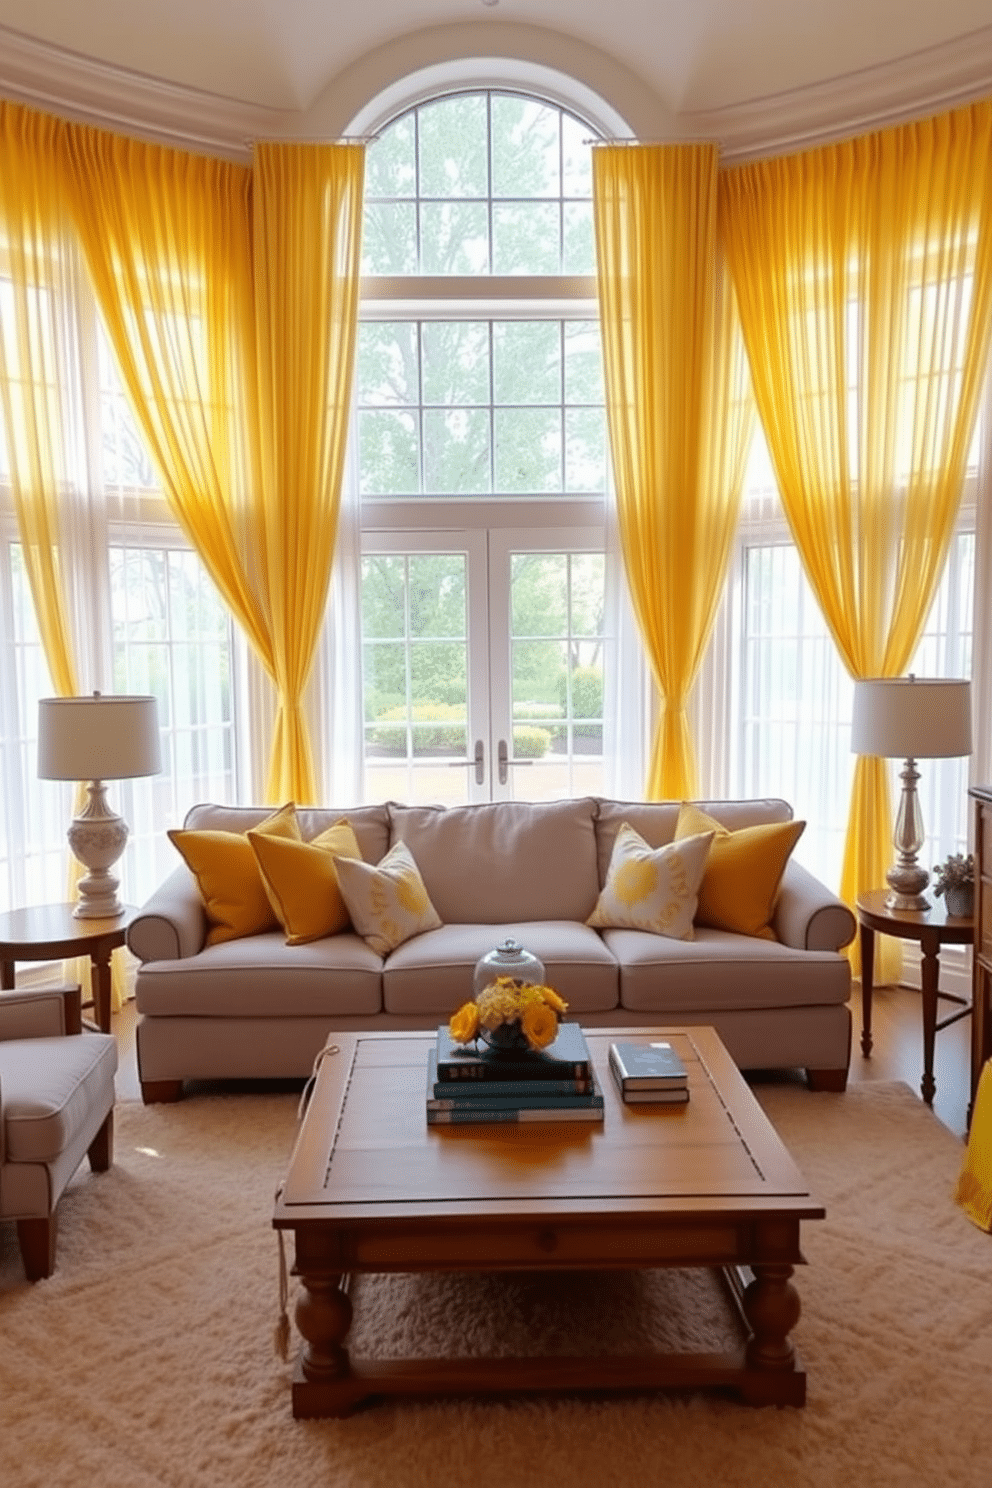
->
[0,985,118,1280]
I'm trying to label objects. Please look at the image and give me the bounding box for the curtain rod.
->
[242,133,379,149]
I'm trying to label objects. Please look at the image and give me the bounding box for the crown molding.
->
[0,24,278,158]
[691,24,992,162]
[1,18,992,162]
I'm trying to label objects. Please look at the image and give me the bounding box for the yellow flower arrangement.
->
[449,975,568,1052]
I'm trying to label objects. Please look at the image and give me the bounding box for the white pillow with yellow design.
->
[586,823,715,939]
[333,839,442,956]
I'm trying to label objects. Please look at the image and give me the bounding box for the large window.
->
[0,279,237,913]
[711,423,979,895]
[357,90,611,804]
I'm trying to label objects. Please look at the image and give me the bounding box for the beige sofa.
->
[128,796,856,1102]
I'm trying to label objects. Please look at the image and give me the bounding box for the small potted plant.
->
[931,852,975,918]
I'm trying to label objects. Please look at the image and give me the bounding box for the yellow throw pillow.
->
[674,802,805,940]
[587,823,714,939]
[248,818,363,945]
[333,839,442,956]
[168,802,300,945]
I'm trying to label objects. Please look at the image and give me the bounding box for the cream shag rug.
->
[1,1079,990,1488]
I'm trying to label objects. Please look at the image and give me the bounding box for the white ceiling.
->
[2,0,992,155]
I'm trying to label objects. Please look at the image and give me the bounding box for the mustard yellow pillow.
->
[333,840,442,956]
[248,818,363,945]
[168,802,300,945]
[587,823,714,939]
[674,802,805,940]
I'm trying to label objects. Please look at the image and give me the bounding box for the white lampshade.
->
[851,678,972,760]
[38,694,162,782]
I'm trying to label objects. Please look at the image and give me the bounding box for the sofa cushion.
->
[675,802,805,940]
[334,840,442,956]
[388,798,600,923]
[382,921,620,1016]
[249,818,362,945]
[603,926,851,1013]
[587,824,714,938]
[133,932,384,1018]
[593,797,793,886]
[167,802,301,945]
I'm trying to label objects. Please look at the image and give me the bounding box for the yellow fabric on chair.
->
[955,1059,992,1232]
[674,802,805,940]
[249,818,363,945]
[168,802,300,945]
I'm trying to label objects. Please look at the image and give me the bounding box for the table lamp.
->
[851,675,972,911]
[37,693,162,918]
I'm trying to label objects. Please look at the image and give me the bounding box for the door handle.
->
[498,738,533,785]
[447,739,485,786]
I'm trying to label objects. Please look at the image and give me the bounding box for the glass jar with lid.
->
[473,937,545,996]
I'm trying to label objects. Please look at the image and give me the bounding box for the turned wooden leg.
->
[17,1214,57,1282]
[141,1079,184,1104]
[295,1272,353,1383]
[88,1110,114,1171]
[860,919,875,1057]
[742,1263,801,1373]
[919,933,940,1106]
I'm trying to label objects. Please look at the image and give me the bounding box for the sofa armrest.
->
[0,984,81,1040]
[772,859,856,952]
[127,865,207,963]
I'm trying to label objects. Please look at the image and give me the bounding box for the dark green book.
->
[435,1020,591,1082]
[426,1050,602,1109]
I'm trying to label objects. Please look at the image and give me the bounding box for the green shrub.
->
[512,724,551,759]
[559,665,603,722]
[367,702,467,753]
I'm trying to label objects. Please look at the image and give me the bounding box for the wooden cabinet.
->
[969,786,992,1123]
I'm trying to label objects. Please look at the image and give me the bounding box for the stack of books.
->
[608,1039,690,1105]
[427,1022,604,1124]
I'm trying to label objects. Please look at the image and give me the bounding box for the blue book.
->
[435,1020,591,1082]
[427,1051,602,1110]
[427,1050,592,1100]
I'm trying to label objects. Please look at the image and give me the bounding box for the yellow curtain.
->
[0,103,129,1008]
[593,144,755,798]
[721,101,992,976]
[0,103,79,699]
[252,143,365,802]
[60,127,365,802]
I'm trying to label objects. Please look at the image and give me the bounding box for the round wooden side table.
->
[0,903,135,1034]
[856,889,974,1106]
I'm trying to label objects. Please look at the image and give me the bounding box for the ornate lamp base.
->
[885,756,930,912]
[66,780,128,919]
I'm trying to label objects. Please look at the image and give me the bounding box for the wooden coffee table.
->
[273,1026,824,1418]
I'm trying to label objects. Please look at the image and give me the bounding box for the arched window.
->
[350,87,638,805]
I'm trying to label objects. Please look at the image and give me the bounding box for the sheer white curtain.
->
[972,384,992,790]
[602,491,650,801]
[311,438,364,807]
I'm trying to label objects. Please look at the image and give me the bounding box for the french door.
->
[360,526,605,805]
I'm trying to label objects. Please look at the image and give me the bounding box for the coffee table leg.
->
[295,1271,352,1385]
[739,1263,804,1404]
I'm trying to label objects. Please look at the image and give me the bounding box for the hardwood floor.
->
[110,979,974,1140]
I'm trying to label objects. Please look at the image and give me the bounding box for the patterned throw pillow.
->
[167,802,300,945]
[674,801,805,939]
[333,839,442,956]
[248,818,363,945]
[586,823,714,939]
